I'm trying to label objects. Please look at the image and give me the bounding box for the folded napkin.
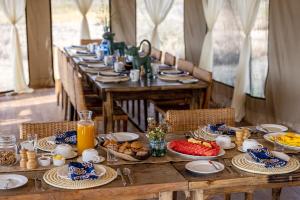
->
[247,147,287,168]
[207,123,235,136]
[55,130,77,145]
[68,162,98,181]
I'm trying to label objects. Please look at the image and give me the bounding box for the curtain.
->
[231,0,261,121]
[75,0,93,40]
[0,0,33,93]
[198,0,223,71]
[144,0,174,48]
[111,0,136,45]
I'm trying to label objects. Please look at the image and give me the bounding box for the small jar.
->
[0,135,17,166]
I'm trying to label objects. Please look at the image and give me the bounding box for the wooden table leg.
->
[272,188,281,200]
[159,191,173,200]
[224,193,231,200]
[104,92,114,133]
[191,189,207,200]
[143,99,148,130]
[190,90,200,109]
[245,192,254,200]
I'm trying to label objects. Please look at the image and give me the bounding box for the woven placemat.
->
[43,165,117,190]
[95,76,129,83]
[158,75,194,82]
[232,154,300,175]
[37,136,56,152]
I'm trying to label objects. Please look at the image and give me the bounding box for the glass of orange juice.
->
[77,110,95,155]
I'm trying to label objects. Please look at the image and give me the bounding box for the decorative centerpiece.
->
[147,118,168,157]
[126,40,153,79]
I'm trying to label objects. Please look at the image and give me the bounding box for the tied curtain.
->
[0,0,33,93]
[231,0,261,121]
[199,0,223,71]
[144,0,174,48]
[75,0,93,40]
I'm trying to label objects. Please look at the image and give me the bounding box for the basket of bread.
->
[101,140,150,161]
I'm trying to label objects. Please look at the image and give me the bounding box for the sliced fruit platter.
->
[100,139,150,162]
[167,138,225,160]
[264,132,300,151]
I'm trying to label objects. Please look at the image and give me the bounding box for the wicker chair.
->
[166,108,235,133]
[80,39,102,45]
[177,58,194,74]
[20,121,77,140]
[73,70,128,132]
[164,52,176,66]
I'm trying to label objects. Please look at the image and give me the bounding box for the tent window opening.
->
[136,0,185,59]
[51,0,110,47]
[0,8,29,93]
[213,0,269,98]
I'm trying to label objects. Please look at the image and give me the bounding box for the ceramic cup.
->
[82,149,101,163]
[130,69,140,82]
[104,55,114,66]
[242,139,263,152]
[114,62,125,72]
[216,135,231,149]
[38,156,51,167]
[53,144,73,158]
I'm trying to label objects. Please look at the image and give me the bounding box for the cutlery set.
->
[117,168,133,186]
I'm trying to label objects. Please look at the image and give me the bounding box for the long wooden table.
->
[64,49,209,133]
[1,132,300,200]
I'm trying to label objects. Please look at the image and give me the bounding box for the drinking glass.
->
[106,143,118,163]
[27,134,38,152]
[273,137,284,152]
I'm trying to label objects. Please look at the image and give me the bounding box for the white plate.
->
[222,143,236,150]
[106,132,139,142]
[185,160,224,174]
[257,124,288,133]
[264,132,300,151]
[51,151,78,160]
[160,70,189,77]
[77,156,105,164]
[237,146,247,153]
[57,164,106,180]
[179,79,199,84]
[0,174,28,190]
[167,142,225,160]
[244,151,290,166]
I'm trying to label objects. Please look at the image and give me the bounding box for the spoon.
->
[123,168,134,184]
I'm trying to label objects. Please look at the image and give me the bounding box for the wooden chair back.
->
[73,70,88,112]
[80,39,102,45]
[177,59,194,74]
[151,47,162,62]
[20,121,77,139]
[66,61,76,107]
[166,108,235,133]
[164,52,176,66]
[193,67,213,108]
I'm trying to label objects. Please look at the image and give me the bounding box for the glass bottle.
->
[0,135,17,166]
[77,110,95,155]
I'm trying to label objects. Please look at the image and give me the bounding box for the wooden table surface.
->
[72,55,209,133]
[1,131,300,200]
